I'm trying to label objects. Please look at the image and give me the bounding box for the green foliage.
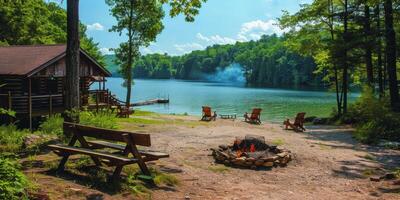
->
[347,87,400,143]
[0,158,28,200]
[0,0,105,65]
[79,111,119,130]
[0,108,16,118]
[38,114,64,136]
[106,35,321,87]
[0,125,30,153]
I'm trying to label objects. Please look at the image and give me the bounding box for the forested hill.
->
[106,35,322,87]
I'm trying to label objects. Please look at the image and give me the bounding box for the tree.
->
[65,0,80,120]
[383,0,400,112]
[107,0,164,106]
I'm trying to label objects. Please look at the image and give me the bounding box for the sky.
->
[49,0,311,56]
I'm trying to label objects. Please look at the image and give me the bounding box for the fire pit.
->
[211,135,293,169]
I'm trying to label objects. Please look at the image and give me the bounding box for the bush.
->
[0,125,30,152]
[346,86,400,143]
[0,158,28,200]
[79,110,118,129]
[38,114,64,136]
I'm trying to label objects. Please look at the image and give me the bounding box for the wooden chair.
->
[115,104,133,118]
[201,106,217,121]
[48,122,169,181]
[283,112,306,132]
[244,108,262,124]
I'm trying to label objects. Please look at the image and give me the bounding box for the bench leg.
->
[111,165,123,182]
[57,155,70,172]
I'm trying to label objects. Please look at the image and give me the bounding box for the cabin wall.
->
[34,55,105,78]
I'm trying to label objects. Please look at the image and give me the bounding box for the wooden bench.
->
[48,122,169,181]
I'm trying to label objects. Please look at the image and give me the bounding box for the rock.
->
[254,159,264,166]
[392,179,400,185]
[218,144,228,150]
[277,152,288,158]
[86,194,104,200]
[263,162,274,167]
[246,157,256,162]
[381,173,396,180]
[262,157,275,162]
[370,176,381,182]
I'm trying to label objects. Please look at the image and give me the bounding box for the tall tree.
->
[107,0,164,107]
[383,0,399,112]
[65,0,80,121]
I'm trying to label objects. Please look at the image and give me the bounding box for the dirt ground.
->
[23,115,400,200]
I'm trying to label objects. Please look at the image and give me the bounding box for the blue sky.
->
[50,0,311,55]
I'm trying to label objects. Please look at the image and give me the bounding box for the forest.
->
[0,0,105,65]
[106,35,322,88]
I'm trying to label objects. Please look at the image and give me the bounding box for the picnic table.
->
[48,122,169,182]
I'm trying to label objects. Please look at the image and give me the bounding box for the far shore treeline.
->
[105,34,323,88]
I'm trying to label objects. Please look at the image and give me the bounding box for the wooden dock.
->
[131,98,169,107]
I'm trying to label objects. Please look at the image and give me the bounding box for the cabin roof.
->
[0,44,111,77]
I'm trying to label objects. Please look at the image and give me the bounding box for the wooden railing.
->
[0,93,64,115]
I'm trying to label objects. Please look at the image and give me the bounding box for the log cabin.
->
[0,44,113,129]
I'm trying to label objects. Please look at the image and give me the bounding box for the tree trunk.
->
[125,0,134,107]
[375,4,384,97]
[364,4,374,86]
[65,0,80,120]
[329,0,342,116]
[342,0,349,114]
[384,0,400,112]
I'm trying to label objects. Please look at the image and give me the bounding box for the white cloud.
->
[196,33,236,45]
[87,22,104,31]
[100,47,112,55]
[237,19,287,41]
[174,43,204,53]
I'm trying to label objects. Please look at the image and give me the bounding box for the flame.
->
[250,144,256,152]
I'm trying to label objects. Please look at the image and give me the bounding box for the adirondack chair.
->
[244,108,262,124]
[284,112,306,132]
[201,106,217,121]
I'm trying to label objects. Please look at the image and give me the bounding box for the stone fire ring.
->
[211,135,293,169]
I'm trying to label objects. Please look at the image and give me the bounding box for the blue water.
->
[104,78,358,122]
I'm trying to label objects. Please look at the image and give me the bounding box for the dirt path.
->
[25,115,400,200]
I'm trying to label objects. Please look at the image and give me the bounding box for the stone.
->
[219,144,228,150]
[254,159,264,166]
[370,176,381,182]
[277,152,288,158]
[246,157,256,162]
[381,173,396,180]
[262,157,275,162]
[263,162,274,167]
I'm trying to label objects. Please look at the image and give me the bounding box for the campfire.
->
[211,135,293,169]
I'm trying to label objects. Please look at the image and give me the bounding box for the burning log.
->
[211,135,293,169]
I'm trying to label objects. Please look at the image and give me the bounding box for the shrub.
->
[0,158,28,200]
[79,110,118,129]
[346,86,400,143]
[0,125,30,152]
[38,114,64,136]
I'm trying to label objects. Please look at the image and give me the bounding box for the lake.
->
[105,78,358,122]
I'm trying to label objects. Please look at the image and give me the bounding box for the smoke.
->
[205,63,246,84]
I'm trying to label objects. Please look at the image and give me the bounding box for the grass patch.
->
[271,138,285,146]
[208,165,230,173]
[363,154,376,161]
[0,125,31,153]
[133,110,160,117]
[362,168,377,177]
